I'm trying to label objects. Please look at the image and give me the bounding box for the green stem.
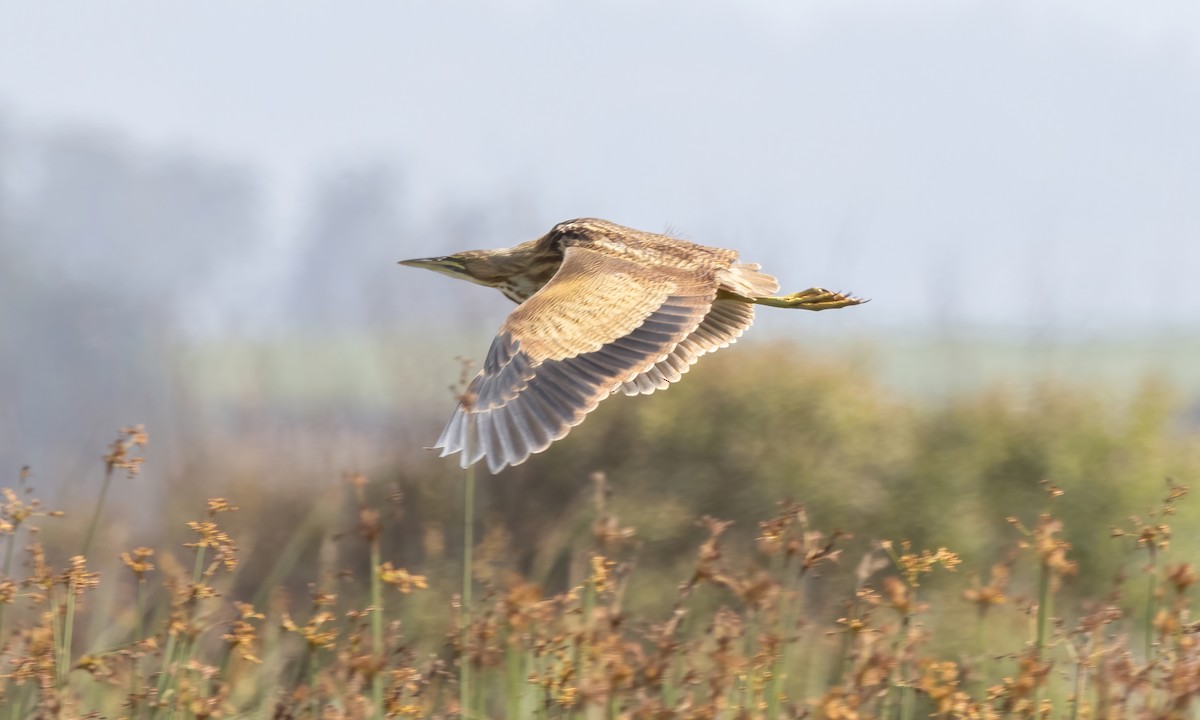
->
[461,463,476,719]
[1145,546,1158,661]
[371,536,384,719]
[1070,644,1085,720]
[834,604,855,687]
[135,575,146,644]
[0,531,15,642]
[82,466,115,558]
[881,603,912,720]
[132,576,145,705]
[975,611,987,700]
[155,545,206,717]
[505,630,524,720]
[900,672,916,720]
[662,589,694,709]
[178,545,210,695]
[311,649,322,719]
[571,570,596,719]
[1036,561,1050,655]
[7,681,30,720]
[898,610,914,720]
[742,606,760,710]
[191,545,207,589]
[153,630,179,716]
[534,649,548,720]
[50,587,64,690]
[1032,560,1051,714]
[61,583,77,689]
[768,557,800,718]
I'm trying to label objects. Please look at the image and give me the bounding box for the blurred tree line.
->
[369,347,1199,610]
[0,122,252,470]
[0,113,529,487]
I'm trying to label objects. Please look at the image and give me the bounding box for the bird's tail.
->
[719,263,780,298]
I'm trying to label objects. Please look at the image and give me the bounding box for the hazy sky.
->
[3,0,1200,333]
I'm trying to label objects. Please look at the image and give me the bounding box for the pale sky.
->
[3,0,1200,333]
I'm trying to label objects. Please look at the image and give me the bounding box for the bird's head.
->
[398,250,501,286]
[400,240,555,289]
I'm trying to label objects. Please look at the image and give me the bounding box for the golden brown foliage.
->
[2,384,1200,719]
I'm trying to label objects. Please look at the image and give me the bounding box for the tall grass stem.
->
[371,536,384,719]
[0,532,14,641]
[1035,561,1050,655]
[504,631,523,720]
[1145,545,1158,661]
[153,631,179,716]
[132,576,146,703]
[61,581,77,689]
[769,558,802,718]
[572,569,597,719]
[310,650,322,719]
[461,462,476,719]
[82,465,115,558]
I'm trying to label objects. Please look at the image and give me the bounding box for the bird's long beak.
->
[398,256,466,275]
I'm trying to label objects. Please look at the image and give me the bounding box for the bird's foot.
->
[756,287,868,310]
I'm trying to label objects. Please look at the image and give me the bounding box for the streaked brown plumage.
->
[400,218,865,473]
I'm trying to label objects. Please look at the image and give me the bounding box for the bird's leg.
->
[749,287,867,311]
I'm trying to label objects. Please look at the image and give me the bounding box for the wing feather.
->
[617,296,757,396]
[435,246,717,473]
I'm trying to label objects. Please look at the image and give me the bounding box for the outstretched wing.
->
[435,246,717,473]
[617,262,778,395]
[616,298,755,395]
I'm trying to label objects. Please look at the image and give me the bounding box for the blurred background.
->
[1,1,1199,600]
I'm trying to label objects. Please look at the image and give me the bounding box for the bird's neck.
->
[474,240,563,303]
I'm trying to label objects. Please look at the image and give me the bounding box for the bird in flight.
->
[401,218,865,474]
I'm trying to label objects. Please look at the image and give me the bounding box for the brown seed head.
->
[120,546,156,579]
[378,562,428,594]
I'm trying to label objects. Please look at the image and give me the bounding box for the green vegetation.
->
[1,345,1199,718]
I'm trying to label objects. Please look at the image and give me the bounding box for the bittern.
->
[401,218,865,474]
